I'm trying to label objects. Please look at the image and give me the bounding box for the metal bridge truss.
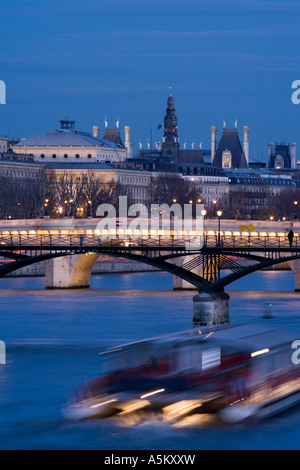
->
[1,232,300,291]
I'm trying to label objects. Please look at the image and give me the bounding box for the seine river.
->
[1,270,300,450]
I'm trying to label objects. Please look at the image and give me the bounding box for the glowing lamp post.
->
[217,210,222,245]
[201,209,207,246]
[294,201,298,220]
[44,198,49,217]
[213,199,217,217]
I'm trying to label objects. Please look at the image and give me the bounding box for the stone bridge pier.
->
[172,254,230,326]
[45,253,99,289]
[172,254,200,290]
[288,259,300,291]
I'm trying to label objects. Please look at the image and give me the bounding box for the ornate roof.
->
[103,128,123,146]
[213,128,248,169]
[14,120,124,150]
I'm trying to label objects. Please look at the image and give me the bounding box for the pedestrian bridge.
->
[0,217,300,292]
[2,217,300,326]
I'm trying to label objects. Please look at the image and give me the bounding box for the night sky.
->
[1,0,300,162]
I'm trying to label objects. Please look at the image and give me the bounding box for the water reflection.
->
[1,270,300,449]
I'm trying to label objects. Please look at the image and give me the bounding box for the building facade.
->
[45,162,151,207]
[211,124,249,169]
[13,119,130,165]
[0,135,8,154]
[267,142,297,170]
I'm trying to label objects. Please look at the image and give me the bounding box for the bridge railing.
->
[205,233,298,249]
[0,231,298,251]
[0,232,204,249]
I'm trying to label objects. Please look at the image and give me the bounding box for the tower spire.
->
[161,90,179,161]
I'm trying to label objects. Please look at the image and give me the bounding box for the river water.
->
[1,270,300,450]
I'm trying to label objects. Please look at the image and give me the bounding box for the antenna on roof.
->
[235,118,238,128]
[169,81,173,96]
[223,117,226,129]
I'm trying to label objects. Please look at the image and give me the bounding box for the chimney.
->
[124,125,132,159]
[243,125,250,166]
[291,142,296,169]
[93,126,99,138]
[211,126,217,164]
[267,142,273,167]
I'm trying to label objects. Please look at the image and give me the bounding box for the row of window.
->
[127,187,148,198]
[188,177,228,184]
[40,154,93,159]
[202,186,228,194]
[119,175,150,185]
[0,168,40,179]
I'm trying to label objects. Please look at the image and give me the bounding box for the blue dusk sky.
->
[1,0,300,162]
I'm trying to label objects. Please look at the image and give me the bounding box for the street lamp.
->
[213,199,217,217]
[87,200,92,218]
[64,199,68,217]
[69,198,74,217]
[217,209,222,245]
[201,209,207,246]
[294,201,298,220]
[44,198,49,217]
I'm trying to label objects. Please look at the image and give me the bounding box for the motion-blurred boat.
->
[62,324,300,423]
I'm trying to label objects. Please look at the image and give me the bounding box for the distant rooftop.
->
[44,161,115,170]
[14,119,125,150]
[213,128,248,169]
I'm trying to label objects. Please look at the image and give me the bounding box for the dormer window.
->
[222,150,232,168]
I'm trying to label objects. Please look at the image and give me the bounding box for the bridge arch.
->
[212,254,300,292]
[1,245,300,293]
[45,253,99,289]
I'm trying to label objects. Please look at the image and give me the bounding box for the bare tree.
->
[0,175,44,219]
[44,170,123,218]
[151,173,192,207]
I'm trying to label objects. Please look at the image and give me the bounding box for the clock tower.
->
[161,92,179,160]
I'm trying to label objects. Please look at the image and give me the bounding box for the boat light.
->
[118,399,150,415]
[251,348,269,358]
[90,398,118,409]
[140,388,165,399]
[163,400,202,420]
